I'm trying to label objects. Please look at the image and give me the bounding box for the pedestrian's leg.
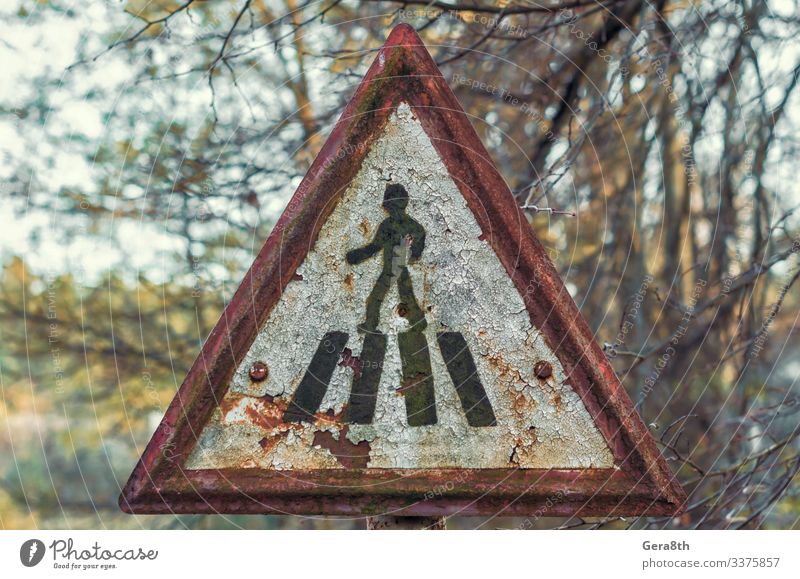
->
[345,331,387,424]
[362,272,391,331]
[398,329,437,426]
[397,267,427,330]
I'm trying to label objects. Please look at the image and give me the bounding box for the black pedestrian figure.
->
[342,183,436,425]
[283,183,496,428]
[346,183,427,333]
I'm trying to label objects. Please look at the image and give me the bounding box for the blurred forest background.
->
[1,0,799,530]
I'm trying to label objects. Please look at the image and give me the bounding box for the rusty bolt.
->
[249,361,268,382]
[534,360,552,379]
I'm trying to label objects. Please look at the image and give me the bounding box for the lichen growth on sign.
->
[185,103,614,470]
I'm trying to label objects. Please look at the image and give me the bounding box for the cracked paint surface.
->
[185,103,614,470]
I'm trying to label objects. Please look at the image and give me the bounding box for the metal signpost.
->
[120,24,686,528]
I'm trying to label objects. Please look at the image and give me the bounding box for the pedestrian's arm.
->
[410,222,426,261]
[346,226,384,264]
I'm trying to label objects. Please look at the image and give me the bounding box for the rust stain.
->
[258,436,281,455]
[252,403,353,461]
[511,389,533,414]
[313,426,371,468]
[219,393,362,466]
[312,404,348,425]
[509,437,522,466]
[343,272,354,291]
[358,217,370,236]
[338,347,362,377]
[220,393,318,463]
[219,393,249,417]
[422,269,432,299]
[484,351,523,383]
[326,254,340,274]
[244,404,283,430]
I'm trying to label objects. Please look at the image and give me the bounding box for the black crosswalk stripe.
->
[344,331,387,424]
[283,331,349,423]
[436,332,497,427]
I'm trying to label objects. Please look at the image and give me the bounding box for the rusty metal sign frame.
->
[120,24,686,518]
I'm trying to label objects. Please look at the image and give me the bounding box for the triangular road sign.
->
[121,24,686,518]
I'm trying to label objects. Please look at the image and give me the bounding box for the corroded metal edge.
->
[120,23,687,518]
[124,469,679,517]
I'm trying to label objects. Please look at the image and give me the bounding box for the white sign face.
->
[185,103,613,471]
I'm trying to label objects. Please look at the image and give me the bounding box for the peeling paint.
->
[185,103,613,471]
[313,427,371,469]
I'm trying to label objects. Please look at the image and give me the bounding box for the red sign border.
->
[120,24,686,518]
